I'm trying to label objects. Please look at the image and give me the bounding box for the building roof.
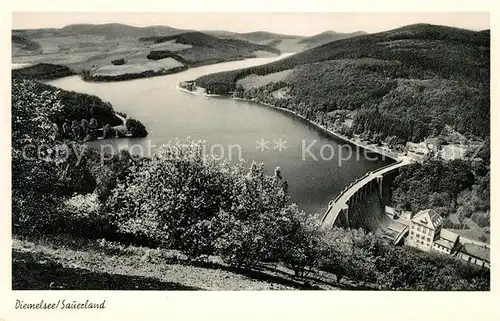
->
[459,243,490,262]
[434,238,455,250]
[447,228,490,245]
[440,229,459,244]
[411,209,442,230]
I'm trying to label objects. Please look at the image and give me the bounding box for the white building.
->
[401,209,489,269]
[406,209,443,252]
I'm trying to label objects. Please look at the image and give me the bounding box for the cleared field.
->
[441,144,468,160]
[11,63,33,69]
[236,69,294,90]
[251,38,306,53]
[271,87,292,99]
[12,28,283,79]
[12,51,101,65]
[92,57,184,76]
[26,35,144,55]
[12,34,149,71]
[149,40,192,51]
[272,39,306,53]
[251,50,278,58]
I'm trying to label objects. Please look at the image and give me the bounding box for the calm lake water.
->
[45,54,392,215]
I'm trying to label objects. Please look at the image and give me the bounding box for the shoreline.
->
[82,66,188,83]
[243,98,401,162]
[183,86,401,162]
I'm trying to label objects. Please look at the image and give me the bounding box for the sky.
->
[12,12,489,36]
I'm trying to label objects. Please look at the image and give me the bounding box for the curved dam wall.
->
[331,165,403,235]
[345,185,390,235]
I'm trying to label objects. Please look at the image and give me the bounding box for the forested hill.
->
[195,23,490,140]
[205,30,304,42]
[197,23,489,87]
[139,31,281,55]
[298,30,368,49]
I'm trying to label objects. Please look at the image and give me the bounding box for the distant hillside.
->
[298,30,368,49]
[140,31,280,53]
[204,30,306,52]
[14,23,187,39]
[12,63,76,80]
[11,24,282,80]
[196,24,490,141]
[205,30,367,52]
[238,31,304,42]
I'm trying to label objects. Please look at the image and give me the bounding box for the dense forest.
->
[196,24,489,140]
[391,143,490,229]
[12,63,76,80]
[12,77,489,290]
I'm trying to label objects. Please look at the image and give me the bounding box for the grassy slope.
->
[139,32,281,65]
[13,235,342,290]
[204,30,367,52]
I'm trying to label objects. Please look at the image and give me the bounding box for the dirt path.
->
[12,236,339,291]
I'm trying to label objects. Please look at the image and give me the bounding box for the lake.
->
[45,54,393,215]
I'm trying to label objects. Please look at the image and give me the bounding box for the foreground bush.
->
[107,139,289,261]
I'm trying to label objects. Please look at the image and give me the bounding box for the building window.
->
[411,231,414,235]
[428,230,432,236]
[427,237,431,242]
[421,235,425,240]
[417,226,421,232]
